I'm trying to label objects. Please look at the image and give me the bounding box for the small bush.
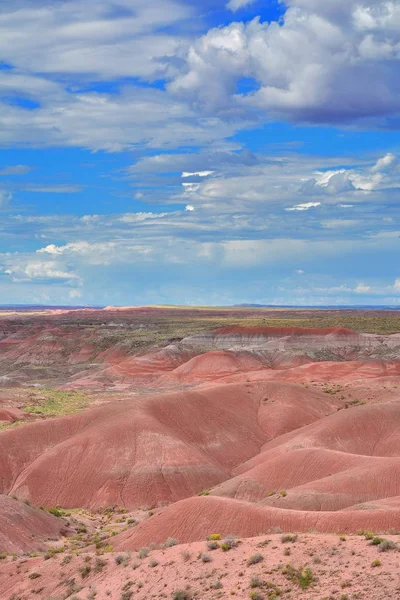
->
[79,564,91,579]
[172,590,192,600]
[199,552,212,563]
[371,559,381,567]
[28,573,41,580]
[207,533,221,541]
[207,541,219,550]
[371,537,384,546]
[149,558,159,567]
[378,539,398,552]
[221,536,239,551]
[250,576,263,588]
[138,547,150,559]
[281,534,297,544]
[164,537,178,548]
[181,550,191,562]
[247,553,264,566]
[220,543,230,551]
[94,558,107,573]
[283,564,314,589]
[283,547,291,556]
[249,592,264,600]
[212,580,223,589]
[44,546,65,560]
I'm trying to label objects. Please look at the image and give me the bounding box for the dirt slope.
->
[0,496,66,554]
[2,533,400,600]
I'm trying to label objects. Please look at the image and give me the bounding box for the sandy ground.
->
[1,533,400,599]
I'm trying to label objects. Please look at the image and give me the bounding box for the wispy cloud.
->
[226,0,256,13]
[24,184,83,193]
[286,202,321,212]
[0,165,32,176]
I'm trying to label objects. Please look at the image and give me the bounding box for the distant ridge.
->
[0,303,399,311]
[233,304,400,310]
[0,304,103,310]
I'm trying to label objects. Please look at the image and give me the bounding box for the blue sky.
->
[0,0,399,306]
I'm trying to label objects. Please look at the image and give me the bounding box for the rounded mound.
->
[0,381,341,509]
[114,495,400,550]
[261,400,400,457]
[0,495,65,554]
[159,350,265,384]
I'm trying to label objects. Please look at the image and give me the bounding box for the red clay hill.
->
[1,310,400,599]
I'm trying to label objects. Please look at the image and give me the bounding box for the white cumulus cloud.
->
[286,202,321,211]
[170,1,400,126]
[182,171,214,178]
[354,283,371,293]
[4,261,81,284]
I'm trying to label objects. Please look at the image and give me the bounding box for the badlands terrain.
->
[1,306,400,599]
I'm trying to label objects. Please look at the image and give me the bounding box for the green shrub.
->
[220,536,239,551]
[283,564,314,589]
[371,559,381,567]
[371,537,384,546]
[249,592,264,600]
[247,553,264,566]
